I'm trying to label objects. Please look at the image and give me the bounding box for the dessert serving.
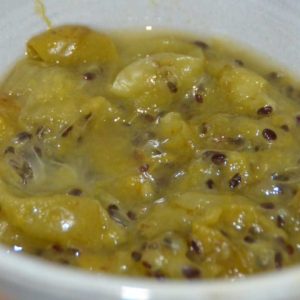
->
[0,25,299,279]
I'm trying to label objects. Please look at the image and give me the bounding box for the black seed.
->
[68,188,82,196]
[272,173,289,182]
[229,173,242,189]
[84,113,92,121]
[61,126,73,137]
[182,266,201,279]
[296,115,300,125]
[262,128,277,141]
[195,90,203,103]
[108,204,119,213]
[34,146,42,157]
[280,124,289,132]
[277,237,294,255]
[260,202,275,209]
[83,72,96,81]
[107,204,129,227]
[67,247,81,256]
[220,230,229,237]
[276,215,285,228]
[167,81,178,93]
[52,244,63,253]
[142,114,156,122]
[267,72,280,81]
[193,40,209,50]
[200,123,208,135]
[15,132,32,143]
[234,59,244,66]
[257,105,273,116]
[127,210,136,220]
[211,152,227,165]
[4,146,15,154]
[206,179,214,189]
[285,244,294,255]
[188,240,201,255]
[274,252,283,269]
[131,251,142,262]
[139,164,149,173]
[142,261,152,269]
[244,236,255,243]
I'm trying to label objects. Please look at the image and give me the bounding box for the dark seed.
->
[276,215,285,228]
[182,266,201,279]
[127,210,137,220]
[67,247,81,257]
[235,59,244,66]
[188,240,201,255]
[108,204,119,213]
[34,146,42,157]
[142,261,152,269]
[200,123,208,135]
[267,72,280,81]
[244,236,255,243]
[15,132,32,143]
[260,202,275,209]
[142,114,156,122]
[272,173,289,182]
[280,124,289,132]
[4,146,15,154]
[220,230,229,237]
[131,251,142,262]
[193,40,209,50]
[206,179,214,189]
[296,115,300,125]
[68,188,82,196]
[229,173,242,189]
[139,164,149,173]
[274,252,283,269]
[257,105,273,116]
[277,237,294,255]
[84,113,92,121]
[61,126,73,137]
[83,72,96,81]
[107,204,129,227]
[211,152,227,165]
[262,128,277,141]
[254,146,260,152]
[195,91,203,103]
[167,81,178,93]
[52,244,63,253]
[285,244,294,255]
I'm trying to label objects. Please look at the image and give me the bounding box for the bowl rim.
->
[0,244,300,299]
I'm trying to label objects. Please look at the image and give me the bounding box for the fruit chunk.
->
[27,25,118,65]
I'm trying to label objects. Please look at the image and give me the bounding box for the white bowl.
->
[0,1,300,299]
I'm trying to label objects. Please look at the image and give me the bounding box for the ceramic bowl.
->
[0,1,299,299]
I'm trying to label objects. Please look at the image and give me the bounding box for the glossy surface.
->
[0,25,300,280]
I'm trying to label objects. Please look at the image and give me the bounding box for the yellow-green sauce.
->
[0,25,300,279]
